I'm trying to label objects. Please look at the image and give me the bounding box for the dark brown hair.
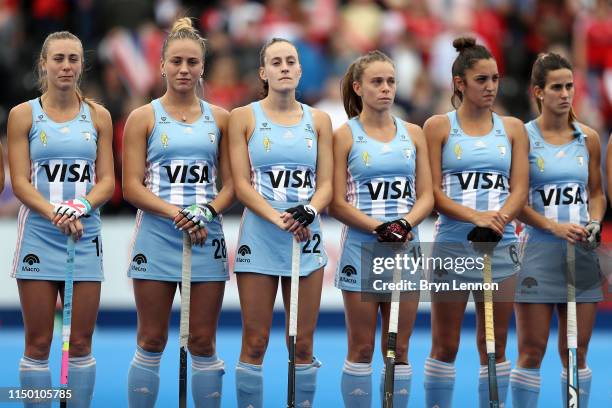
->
[258,38,298,97]
[341,50,394,118]
[531,52,576,127]
[451,37,494,108]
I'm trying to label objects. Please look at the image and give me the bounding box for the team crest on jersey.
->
[79,114,89,122]
[208,133,216,144]
[356,135,367,144]
[259,122,270,131]
[536,156,545,172]
[35,114,46,123]
[362,151,371,167]
[161,133,169,148]
[452,128,459,134]
[400,133,409,141]
[576,155,584,166]
[497,145,506,157]
[305,136,313,150]
[263,136,272,152]
[495,129,504,136]
[60,126,70,134]
[40,131,48,147]
[403,148,414,159]
[159,116,171,124]
[82,132,91,141]
[454,143,462,159]
[305,124,314,134]
[533,141,543,149]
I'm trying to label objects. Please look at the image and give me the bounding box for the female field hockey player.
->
[8,31,114,407]
[122,18,233,408]
[511,53,605,408]
[228,38,333,408]
[329,50,434,408]
[424,37,529,408]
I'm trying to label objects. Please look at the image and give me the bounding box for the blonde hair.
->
[37,31,86,101]
[162,17,207,60]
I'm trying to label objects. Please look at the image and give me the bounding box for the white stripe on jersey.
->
[543,184,558,221]
[568,183,581,224]
[487,185,501,211]
[48,159,63,202]
[370,177,386,218]
[251,167,261,195]
[461,184,477,211]
[271,165,287,202]
[443,173,451,200]
[169,159,184,206]
[195,160,208,205]
[297,165,310,202]
[145,162,161,197]
[395,176,409,215]
[345,170,356,207]
[74,159,88,199]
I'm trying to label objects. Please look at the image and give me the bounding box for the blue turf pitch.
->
[1,326,610,407]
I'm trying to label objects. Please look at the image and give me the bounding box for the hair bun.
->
[171,17,193,34]
[453,37,477,53]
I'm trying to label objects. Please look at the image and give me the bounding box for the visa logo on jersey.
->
[266,169,314,189]
[456,172,507,191]
[163,164,210,184]
[41,163,92,182]
[366,180,413,200]
[537,186,585,206]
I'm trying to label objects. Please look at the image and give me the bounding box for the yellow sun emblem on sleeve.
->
[40,131,47,146]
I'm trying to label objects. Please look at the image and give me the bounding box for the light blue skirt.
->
[233,201,327,276]
[128,210,229,282]
[12,205,103,281]
[515,228,602,303]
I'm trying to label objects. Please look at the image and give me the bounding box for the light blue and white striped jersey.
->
[145,99,219,206]
[439,111,514,239]
[28,98,98,204]
[525,120,589,226]
[248,101,317,202]
[345,117,416,219]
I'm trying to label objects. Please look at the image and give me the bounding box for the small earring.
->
[161,72,166,77]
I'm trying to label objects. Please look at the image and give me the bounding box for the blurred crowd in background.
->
[0,0,611,216]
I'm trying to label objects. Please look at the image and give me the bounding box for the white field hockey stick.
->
[483,252,499,408]
[287,238,300,408]
[179,233,192,408]
[566,243,579,408]
[60,236,76,408]
[383,263,402,408]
